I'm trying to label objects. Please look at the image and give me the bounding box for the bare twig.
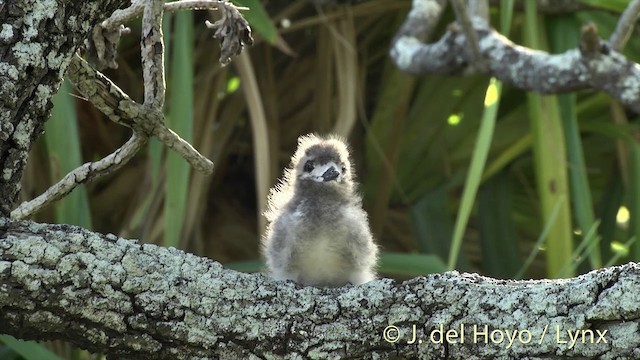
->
[449,0,486,71]
[101,0,144,30]
[86,24,131,69]
[11,134,148,220]
[10,54,214,220]
[67,54,215,172]
[94,0,253,68]
[609,0,640,52]
[101,0,248,31]
[141,0,166,108]
[166,0,248,12]
[11,0,254,219]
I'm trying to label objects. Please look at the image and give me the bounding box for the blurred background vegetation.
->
[3,0,640,358]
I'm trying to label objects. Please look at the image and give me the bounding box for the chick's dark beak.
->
[322,166,340,182]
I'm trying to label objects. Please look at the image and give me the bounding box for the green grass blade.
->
[46,80,92,228]
[164,11,194,248]
[0,336,64,360]
[482,133,531,181]
[500,0,515,34]
[577,0,630,12]
[524,1,574,278]
[447,78,501,270]
[547,15,602,269]
[558,93,602,268]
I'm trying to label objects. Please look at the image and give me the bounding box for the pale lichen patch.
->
[11,260,42,291]
[35,85,53,109]
[0,260,11,274]
[0,62,19,80]
[409,0,441,19]
[21,0,58,40]
[12,118,35,149]
[620,68,640,103]
[393,37,422,70]
[3,168,13,181]
[0,24,14,41]
[12,42,45,68]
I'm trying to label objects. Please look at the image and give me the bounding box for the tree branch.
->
[0,0,130,217]
[10,134,148,220]
[101,0,249,31]
[449,0,486,71]
[10,54,214,220]
[391,0,640,113]
[1,219,639,359]
[141,0,165,108]
[609,0,640,52]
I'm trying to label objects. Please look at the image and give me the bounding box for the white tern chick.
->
[263,134,378,287]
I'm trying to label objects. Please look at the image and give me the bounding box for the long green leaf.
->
[577,0,631,12]
[0,335,64,360]
[164,11,194,248]
[524,1,573,278]
[447,78,501,270]
[547,15,602,269]
[46,80,92,228]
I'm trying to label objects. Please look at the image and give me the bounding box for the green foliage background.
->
[5,0,640,358]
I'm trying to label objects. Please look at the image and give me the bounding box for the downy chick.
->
[263,134,378,287]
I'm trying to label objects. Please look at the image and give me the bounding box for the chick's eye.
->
[303,161,314,173]
[341,166,347,173]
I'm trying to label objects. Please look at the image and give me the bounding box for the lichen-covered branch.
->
[391,0,640,113]
[0,0,129,217]
[8,0,257,219]
[449,0,485,70]
[65,54,214,173]
[10,134,148,220]
[1,218,639,359]
[93,0,253,69]
[141,0,165,108]
[9,54,214,220]
[101,0,249,31]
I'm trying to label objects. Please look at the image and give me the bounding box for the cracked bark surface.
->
[0,0,129,217]
[1,219,639,359]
